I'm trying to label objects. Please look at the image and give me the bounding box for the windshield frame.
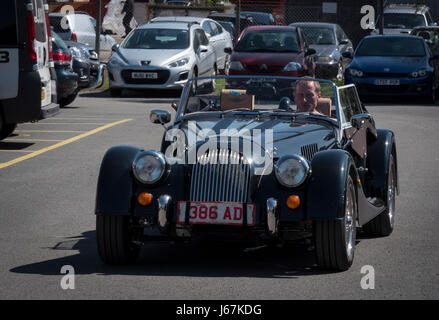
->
[175,75,341,127]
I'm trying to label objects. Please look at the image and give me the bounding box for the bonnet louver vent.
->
[301,144,318,161]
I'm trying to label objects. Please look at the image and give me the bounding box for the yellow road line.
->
[15,130,86,133]
[25,122,110,125]
[42,117,121,121]
[0,119,133,169]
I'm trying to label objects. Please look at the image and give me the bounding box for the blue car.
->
[344,35,439,103]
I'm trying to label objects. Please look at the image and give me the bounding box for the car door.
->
[193,29,213,76]
[338,85,376,160]
[202,21,221,68]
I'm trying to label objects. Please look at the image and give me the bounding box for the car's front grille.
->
[121,69,169,84]
[301,143,318,162]
[190,149,251,203]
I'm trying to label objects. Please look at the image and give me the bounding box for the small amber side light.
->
[138,193,153,206]
[286,195,301,210]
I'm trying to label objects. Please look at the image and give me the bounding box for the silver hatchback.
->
[107,22,216,96]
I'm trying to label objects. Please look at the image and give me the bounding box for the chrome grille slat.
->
[190,149,251,203]
[301,143,318,162]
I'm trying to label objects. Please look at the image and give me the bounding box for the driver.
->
[293,78,324,115]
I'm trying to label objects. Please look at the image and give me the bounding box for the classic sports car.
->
[95,76,399,271]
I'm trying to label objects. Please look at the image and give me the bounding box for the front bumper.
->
[107,63,192,90]
[345,74,435,97]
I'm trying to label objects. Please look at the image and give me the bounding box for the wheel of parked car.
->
[59,89,79,107]
[363,154,396,237]
[336,61,344,82]
[207,66,217,92]
[110,88,123,97]
[0,113,17,141]
[191,68,198,94]
[96,215,141,265]
[223,54,230,75]
[315,173,357,271]
[425,85,436,104]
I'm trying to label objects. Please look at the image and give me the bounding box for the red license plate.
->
[177,201,256,226]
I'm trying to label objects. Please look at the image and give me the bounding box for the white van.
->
[0,0,59,140]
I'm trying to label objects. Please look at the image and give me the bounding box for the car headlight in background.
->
[69,47,82,58]
[411,69,428,78]
[230,61,245,71]
[168,57,189,68]
[349,68,364,77]
[317,56,335,63]
[283,62,303,72]
[132,151,168,185]
[275,155,310,188]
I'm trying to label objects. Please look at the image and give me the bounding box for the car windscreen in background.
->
[122,29,190,49]
[301,27,336,45]
[356,37,426,57]
[384,13,426,29]
[235,31,300,53]
[0,0,18,46]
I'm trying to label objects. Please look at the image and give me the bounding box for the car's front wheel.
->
[96,215,141,265]
[314,174,357,271]
[0,113,17,140]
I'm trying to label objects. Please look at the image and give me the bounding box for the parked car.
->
[64,40,100,88]
[217,21,236,44]
[344,35,439,103]
[372,4,436,35]
[290,22,353,81]
[95,75,399,271]
[226,26,316,79]
[0,0,59,140]
[107,22,216,96]
[241,11,276,25]
[411,26,439,55]
[49,12,116,54]
[150,16,233,74]
[208,12,257,36]
[51,32,79,107]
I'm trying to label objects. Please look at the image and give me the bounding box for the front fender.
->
[95,145,141,215]
[366,129,399,200]
[307,150,356,220]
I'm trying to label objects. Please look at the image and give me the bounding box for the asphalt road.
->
[0,90,438,300]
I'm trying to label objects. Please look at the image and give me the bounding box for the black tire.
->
[96,215,141,265]
[59,90,79,107]
[363,154,396,237]
[0,113,17,140]
[315,175,357,271]
[223,55,230,75]
[424,87,436,104]
[207,66,217,93]
[191,68,198,94]
[110,88,122,97]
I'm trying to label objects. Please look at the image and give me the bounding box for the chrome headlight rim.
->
[132,150,168,185]
[274,154,310,188]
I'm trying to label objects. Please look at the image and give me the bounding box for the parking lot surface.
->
[0,91,438,299]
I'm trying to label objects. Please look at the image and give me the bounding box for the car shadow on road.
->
[364,96,439,106]
[80,89,182,99]
[0,142,35,150]
[9,230,346,278]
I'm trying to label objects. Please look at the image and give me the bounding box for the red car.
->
[226,26,316,77]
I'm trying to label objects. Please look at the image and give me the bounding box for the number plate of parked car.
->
[177,202,256,226]
[131,72,158,79]
[375,79,400,86]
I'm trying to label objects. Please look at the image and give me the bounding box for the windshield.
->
[356,37,426,57]
[235,30,300,52]
[301,27,336,45]
[122,29,189,49]
[177,76,339,122]
[384,13,426,29]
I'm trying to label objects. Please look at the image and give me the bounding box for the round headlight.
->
[132,151,167,185]
[275,155,310,188]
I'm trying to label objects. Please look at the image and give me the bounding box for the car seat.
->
[316,98,332,117]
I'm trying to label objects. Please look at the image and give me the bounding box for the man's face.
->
[294,82,321,112]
